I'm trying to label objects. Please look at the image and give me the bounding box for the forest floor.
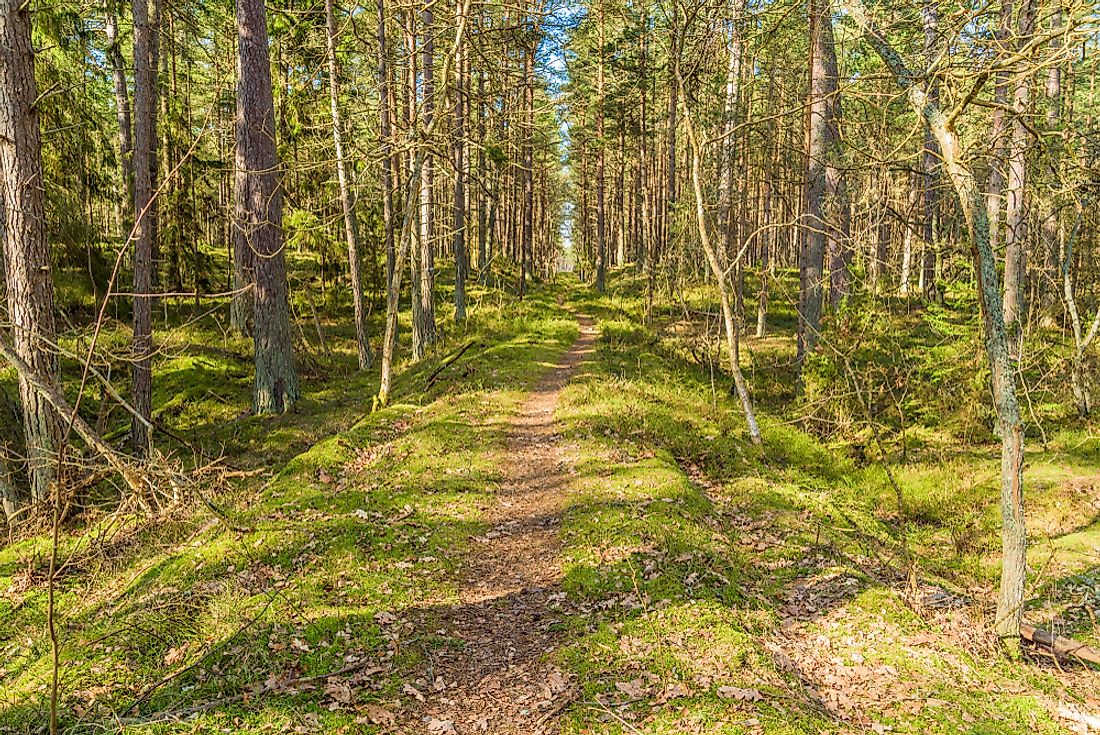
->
[392,314,597,733]
[2,271,1100,734]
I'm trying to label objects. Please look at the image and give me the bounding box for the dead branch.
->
[0,335,146,497]
[426,340,483,388]
[1021,622,1100,667]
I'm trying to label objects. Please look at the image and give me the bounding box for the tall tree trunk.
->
[919,0,939,303]
[453,1,468,318]
[236,0,299,413]
[718,7,743,300]
[594,0,607,292]
[106,0,133,209]
[841,0,1027,645]
[130,0,158,455]
[0,0,61,514]
[1038,7,1063,317]
[520,34,534,298]
[823,11,849,309]
[325,0,372,369]
[798,0,829,365]
[680,94,762,445]
[404,10,425,358]
[377,0,396,289]
[415,0,436,356]
[476,69,487,272]
[663,0,678,268]
[1002,0,1034,341]
[986,0,1013,279]
[616,123,626,266]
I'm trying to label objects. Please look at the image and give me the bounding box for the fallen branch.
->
[125,590,281,716]
[0,336,146,496]
[425,340,482,389]
[123,657,378,724]
[1021,622,1100,667]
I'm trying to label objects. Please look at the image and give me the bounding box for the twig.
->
[124,589,282,716]
[425,340,483,388]
[124,657,378,724]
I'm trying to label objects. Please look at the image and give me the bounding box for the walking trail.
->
[399,315,597,734]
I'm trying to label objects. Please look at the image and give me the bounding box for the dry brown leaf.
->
[324,678,354,706]
[163,643,190,666]
[402,683,425,702]
[615,679,648,699]
[356,704,396,726]
[426,717,456,733]
[717,686,763,702]
[547,670,568,694]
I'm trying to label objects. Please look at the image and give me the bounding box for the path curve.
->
[401,315,596,734]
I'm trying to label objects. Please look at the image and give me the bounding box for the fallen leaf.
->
[324,678,354,706]
[356,704,396,726]
[163,643,190,666]
[717,686,763,702]
[615,679,648,699]
[426,717,455,733]
[547,669,568,694]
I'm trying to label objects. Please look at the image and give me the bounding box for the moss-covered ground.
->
[1,265,1098,733]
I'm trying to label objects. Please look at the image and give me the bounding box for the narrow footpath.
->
[400,315,597,734]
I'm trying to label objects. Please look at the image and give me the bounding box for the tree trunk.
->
[415,0,436,356]
[130,0,158,455]
[664,1,678,267]
[680,95,762,445]
[798,0,829,364]
[325,0,372,369]
[453,5,467,319]
[594,0,607,292]
[377,0,396,290]
[520,35,534,298]
[0,0,61,513]
[106,0,133,208]
[236,0,299,413]
[476,69,487,272]
[841,0,1027,645]
[1002,0,1034,339]
[823,11,849,309]
[1038,8,1062,318]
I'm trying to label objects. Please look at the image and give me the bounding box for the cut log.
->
[1021,622,1100,666]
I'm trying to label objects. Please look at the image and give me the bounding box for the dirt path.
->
[399,315,596,734]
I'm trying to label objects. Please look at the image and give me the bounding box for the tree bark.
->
[1002,0,1034,338]
[520,34,534,297]
[1038,8,1063,317]
[130,0,158,455]
[0,0,61,513]
[594,0,607,292]
[840,0,1027,644]
[106,0,133,207]
[236,0,299,413]
[324,0,372,369]
[680,94,762,445]
[415,0,437,356]
[798,0,829,364]
[377,0,396,290]
[823,11,849,309]
[453,4,467,320]
[919,0,939,302]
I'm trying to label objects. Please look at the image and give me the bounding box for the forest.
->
[1,0,1100,730]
